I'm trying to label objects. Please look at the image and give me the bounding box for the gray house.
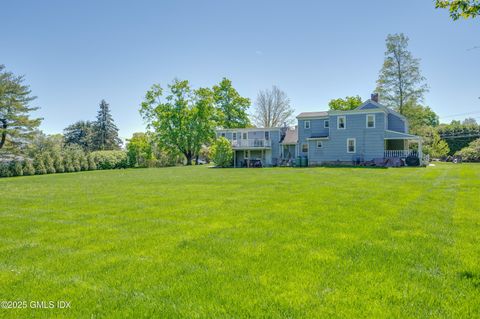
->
[216,94,423,167]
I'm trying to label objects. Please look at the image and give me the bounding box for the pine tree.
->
[376,34,428,115]
[0,65,42,152]
[93,100,122,150]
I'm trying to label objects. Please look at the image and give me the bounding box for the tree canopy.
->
[213,78,251,128]
[0,65,41,154]
[328,96,363,111]
[436,0,480,20]
[140,79,216,165]
[376,33,428,115]
[64,120,95,151]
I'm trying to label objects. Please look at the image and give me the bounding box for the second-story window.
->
[367,114,375,128]
[221,132,226,137]
[264,131,269,140]
[232,132,237,140]
[304,120,310,129]
[324,120,329,128]
[337,116,346,129]
[242,132,247,140]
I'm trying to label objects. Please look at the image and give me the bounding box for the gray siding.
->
[304,113,386,163]
[387,113,407,133]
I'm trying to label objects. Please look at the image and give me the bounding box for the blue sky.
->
[2,0,479,140]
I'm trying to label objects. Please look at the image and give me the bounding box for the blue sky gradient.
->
[2,0,479,139]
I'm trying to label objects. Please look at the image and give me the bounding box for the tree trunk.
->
[0,119,7,150]
[195,155,199,165]
[185,152,192,165]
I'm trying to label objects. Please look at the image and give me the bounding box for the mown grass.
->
[0,163,479,318]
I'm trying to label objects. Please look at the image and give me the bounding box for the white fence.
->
[384,150,418,158]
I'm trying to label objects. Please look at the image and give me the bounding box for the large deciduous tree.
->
[328,96,363,111]
[376,33,428,115]
[213,78,251,128]
[252,86,294,128]
[0,65,41,153]
[436,0,480,20]
[93,100,122,150]
[140,79,216,165]
[64,120,95,151]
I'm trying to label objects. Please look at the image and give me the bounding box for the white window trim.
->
[304,120,310,129]
[302,143,308,153]
[324,120,329,128]
[366,114,375,128]
[337,116,346,129]
[347,138,356,153]
[316,141,323,149]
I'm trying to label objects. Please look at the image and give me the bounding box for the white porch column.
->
[418,139,423,166]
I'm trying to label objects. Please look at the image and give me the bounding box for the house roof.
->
[282,126,298,144]
[296,111,328,119]
[384,130,420,140]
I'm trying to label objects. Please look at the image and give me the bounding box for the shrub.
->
[88,154,97,170]
[455,138,480,162]
[53,153,65,173]
[90,151,129,170]
[79,153,89,171]
[11,161,24,176]
[23,160,35,176]
[43,153,56,174]
[63,154,75,173]
[211,137,233,168]
[34,156,47,175]
[0,162,12,177]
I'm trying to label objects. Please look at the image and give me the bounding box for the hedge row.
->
[0,150,128,178]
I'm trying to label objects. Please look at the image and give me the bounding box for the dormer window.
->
[337,116,346,129]
[304,120,310,129]
[366,114,375,128]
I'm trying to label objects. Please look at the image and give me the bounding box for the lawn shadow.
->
[458,271,480,288]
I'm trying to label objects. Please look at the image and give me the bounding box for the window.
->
[232,132,237,140]
[337,116,346,129]
[265,131,269,140]
[316,141,323,148]
[347,138,356,153]
[304,120,310,129]
[221,132,226,137]
[302,143,308,153]
[242,132,247,140]
[324,120,329,128]
[366,114,375,128]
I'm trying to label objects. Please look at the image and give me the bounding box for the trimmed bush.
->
[43,153,56,174]
[0,162,13,177]
[23,160,35,176]
[88,154,97,170]
[91,151,129,170]
[34,156,47,175]
[11,161,24,176]
[455,138,480,162]
[53,153,65,173]
[211,137,233,168]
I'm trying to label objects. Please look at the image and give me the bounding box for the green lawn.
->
[0,164,479,318]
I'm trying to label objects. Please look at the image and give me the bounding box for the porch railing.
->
[384,150,418,158]
[231,139,271,148]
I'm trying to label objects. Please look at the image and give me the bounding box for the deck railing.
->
[231,139,271,148]
[384,150,418,158]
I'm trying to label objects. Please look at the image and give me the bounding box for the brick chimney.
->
[371,93,379,103]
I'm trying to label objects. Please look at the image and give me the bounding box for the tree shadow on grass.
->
[458,271,480,288]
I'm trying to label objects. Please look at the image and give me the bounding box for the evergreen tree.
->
[43,153,56,174]
[93,100,122,150]
[0,65,42,152]
[64,120,95,151]
[34,155,47,175]
[53,152,64,173]
[11,161,23,176]
[376,34,428,115]
[23,160,35,175]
